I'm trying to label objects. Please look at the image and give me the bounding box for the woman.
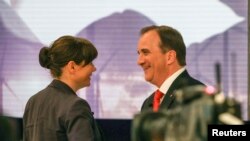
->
[23,35,104,141]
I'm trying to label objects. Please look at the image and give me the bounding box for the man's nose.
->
[137,54,144,66]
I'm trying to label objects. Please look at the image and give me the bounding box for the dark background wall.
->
[0,117,132,141]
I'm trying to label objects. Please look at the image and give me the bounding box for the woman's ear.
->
[66,61,77,74]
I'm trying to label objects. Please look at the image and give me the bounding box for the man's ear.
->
[166,50,176,65]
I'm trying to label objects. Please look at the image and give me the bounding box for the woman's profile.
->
[23,35,105,141]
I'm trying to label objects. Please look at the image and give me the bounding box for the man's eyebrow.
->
[139,48,150,53]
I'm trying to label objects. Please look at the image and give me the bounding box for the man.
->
[137,25,204,112]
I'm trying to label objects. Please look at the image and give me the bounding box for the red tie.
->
[153,90,164,112]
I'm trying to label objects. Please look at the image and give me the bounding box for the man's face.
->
[137,30,168,87]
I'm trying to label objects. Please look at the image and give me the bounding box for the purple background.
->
[0,0,248,119]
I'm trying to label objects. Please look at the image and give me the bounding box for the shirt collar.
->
[159,67,186,94]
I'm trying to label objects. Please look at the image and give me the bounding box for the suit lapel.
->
[160,70,190,109]
[160,85,176,109]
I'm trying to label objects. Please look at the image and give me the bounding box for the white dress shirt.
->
[158,67,186,103]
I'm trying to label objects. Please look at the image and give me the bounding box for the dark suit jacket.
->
[141,70,204,111]
[23,80,105,141]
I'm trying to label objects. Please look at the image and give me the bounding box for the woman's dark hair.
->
[39,35,98,78]
[140,25,186,66]
[131,111,168,141]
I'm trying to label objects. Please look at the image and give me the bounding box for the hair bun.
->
[39,47,51,68]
